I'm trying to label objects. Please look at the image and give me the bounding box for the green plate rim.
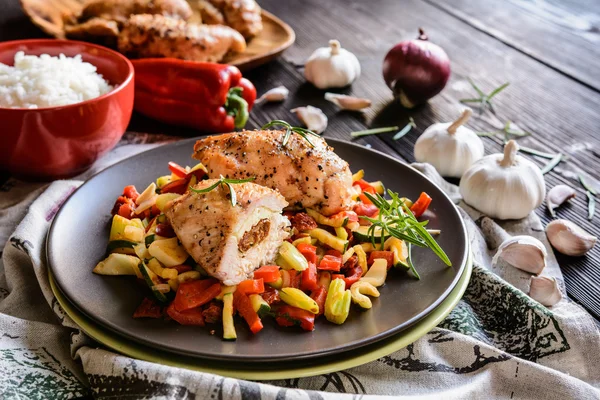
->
[49,249,472,381]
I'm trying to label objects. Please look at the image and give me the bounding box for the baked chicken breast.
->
[197,0,263,39]
[118,14,246,61]
[193,130,355,215]
[78,0,192,25]
[164,179,289,285]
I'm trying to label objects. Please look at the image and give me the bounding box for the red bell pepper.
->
[354,203,379,218]
[132,59,256,133]
[343,264,363,288]
[160,178,189,194]
[331,273,345,282]
[123,185,140,201]
[261,286,281,305]
[166,302,205,326]
[310,286,327,316]
[368,251,394,269]
[300,261,318,291]
[253,265,280,283]
[319,254,343,271]
[173,278,220,311]
[237,278,265,295]
[410,192,432,218]
[233,291,263,334]
[275,305,315,331]
[353,179,375,192]
[133,297,162,319]
[297,243,318,264]
[168,162,188,179]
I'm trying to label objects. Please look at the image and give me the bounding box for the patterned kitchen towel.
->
[1,142,599,399]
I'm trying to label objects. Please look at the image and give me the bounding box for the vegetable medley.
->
[95,161,449,339]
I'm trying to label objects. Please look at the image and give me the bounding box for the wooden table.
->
[1,0,599,320]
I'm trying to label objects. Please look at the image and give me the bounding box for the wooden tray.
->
[20,0,295,71]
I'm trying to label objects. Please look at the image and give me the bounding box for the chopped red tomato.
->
[233,291,263,334]
[297,243,317,264]
[359,192,374,205]
[173,278,219,311]
[237,278,265,295]
[288,270,302,288]
[368,251,394,269]
[319,254,343,271]
[329,210,359,223]
[133,297,162,318]
[169,265,193,274]
[275,305,315,331]
[161,178,188,194]
[354,203,379,218]
[310,286,327,316]
[166,303,205,326]
[261,286,280,305]
[168,162,188,179]
[353,179,375,192]
[410,192,432,218]
[253,265,280,283]
[343,264,363,287]
[155,223,176,238]
[331,273,345,281]
[117,202,134,219]
[123,185,140,201]
[300,261,318,291]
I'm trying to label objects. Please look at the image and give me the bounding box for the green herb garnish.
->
[351,126,399,138]
[406,244,421,280]
[460,78,509,114]
[393,117,417,140]
[262,120,320,147]
[189,176,255,206]
[517,145,556,159]
[360,190,451,271]
[477,121,531,139]
[579,175,597,220]
[541,153,564,175]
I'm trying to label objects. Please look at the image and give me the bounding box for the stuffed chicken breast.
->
[164,179,289,285]
[193,130,355,215]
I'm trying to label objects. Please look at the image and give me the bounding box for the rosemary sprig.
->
[476,121,531,139]
[541,153,564,175]
[262,120,320,147]
[189,176,255,206]
[460,78,510,114]
[351,126,399,138]
[579,175,597,220]
[406,244,421,280]
[579,175,597,195]
[360,190,452,270]
[517,145,556,159]
[393,117,417,140]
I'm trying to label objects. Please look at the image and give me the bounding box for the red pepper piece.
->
[275,305,315,331]
[310,286,327,317]
[300,261,318,291]
[123,185,140,201]
[131,59,256,133]
[331,273,345,281]
[233,291,263,334]
[166,303,205,326]
[168,162,188,179]
[173,278,219,311]
[253,265,280,283]
[297,243,318,264]
[261,286,280,305]
[353,179,376,192]
[161,178,189,194]
[354,203,379,218]
[133,297,162,318]
[343,262,363,288]
[319,254,343,271]
[237,278,265,295]
[117,202,134,219]
[410,192,432,218]
[368,251,394,269]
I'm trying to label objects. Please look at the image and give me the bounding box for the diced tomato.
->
[169,265,192,274]
[319,254,343,271]
[166,302,205,326]
[161,178,189,194]
[300,261,318,291]
[410,192,432,218]
[343,264,363,287]
[261,286,280,305]
[168,162,188,179]
[332,273,344,281]
[297,243,317,264]
[172,278,219,311]
[326,249,342,258]
[288,270,302,289]
[118,202,134,219]
[233,291,263,334]
[275,305,315,331]
[353,179,375,192]
[237,278,265,295]
[253,265,280,283]
[133,297,162,318]
[368,251,394,269]
[310,286,327,316]
[359,192,373,205]
[155,223,176,238]
[123,185,140,201]
[354,203,379,218]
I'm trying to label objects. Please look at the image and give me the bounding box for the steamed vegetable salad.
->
[95,161,441,339]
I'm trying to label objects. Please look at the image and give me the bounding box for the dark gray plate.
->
[47,138,467,362]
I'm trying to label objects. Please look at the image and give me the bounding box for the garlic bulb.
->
[546,185,576,217]
[414,108,484,178]
[546,219,597,256]
[324,92,371,111]
[460,140,546,220]
[491,235,547,274]
[304,40,361,89]
[256,86,289,104]
[291,106,328,134]
[529,276,562,307]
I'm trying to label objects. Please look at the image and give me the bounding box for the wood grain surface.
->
[1,0,599,319]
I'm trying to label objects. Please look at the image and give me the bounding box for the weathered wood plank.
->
[426,0,600,91]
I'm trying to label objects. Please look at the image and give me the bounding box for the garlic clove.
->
[491,235,547,274]
[324,92,371,111]
[546,219,597,256]
[529,276,562,307]
[256,86,289,104]
[290,106,328,134]
[546,185,576,218]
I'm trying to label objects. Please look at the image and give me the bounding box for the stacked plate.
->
[47,139,471,380]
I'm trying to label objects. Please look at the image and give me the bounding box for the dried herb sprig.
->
[393,117,417,140]
[351,118,416,140]
[541,153,564,175]
[477,121,531,139]
[360,190,451,278]
[460,78,510,114]
[190,176,255,206]
[262,120,320,147]
[517,145,556,159]
[579,175,597,220]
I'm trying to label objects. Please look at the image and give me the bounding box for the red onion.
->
[383,28,451,108]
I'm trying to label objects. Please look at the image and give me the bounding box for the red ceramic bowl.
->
[0,39,134,180]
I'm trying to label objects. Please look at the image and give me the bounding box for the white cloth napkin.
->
[1,144,599,399]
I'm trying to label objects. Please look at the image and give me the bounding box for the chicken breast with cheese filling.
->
[164,179,289,285]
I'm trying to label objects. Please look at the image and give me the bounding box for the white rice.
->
[0,51,114,109]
